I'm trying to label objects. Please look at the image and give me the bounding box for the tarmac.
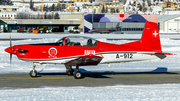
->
[0,72,180,88]
[1,34,180,88]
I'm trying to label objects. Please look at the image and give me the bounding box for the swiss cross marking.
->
[153,31,158,37]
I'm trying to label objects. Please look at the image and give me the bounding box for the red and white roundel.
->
[48,47,57,57]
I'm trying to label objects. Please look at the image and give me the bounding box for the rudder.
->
[141,22,162,52]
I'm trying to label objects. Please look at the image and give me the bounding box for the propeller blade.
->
[9,35,13,65]
[10,35,12,47]
[10,53,12,64]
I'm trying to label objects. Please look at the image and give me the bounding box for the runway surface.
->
[1,72,180,88]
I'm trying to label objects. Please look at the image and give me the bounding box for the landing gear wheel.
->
[66,69,74,76]
[74,71,82,79]
[29,70,38,77]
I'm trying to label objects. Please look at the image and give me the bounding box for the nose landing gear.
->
[29,64,38,77]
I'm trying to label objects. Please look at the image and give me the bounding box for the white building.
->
[0,12,17,19]
[159,15,180,33]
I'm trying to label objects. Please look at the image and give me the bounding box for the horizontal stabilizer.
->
[138,52,176,55]
[162,53,176,55]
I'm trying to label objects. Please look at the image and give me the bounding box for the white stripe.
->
[84,20,92,30]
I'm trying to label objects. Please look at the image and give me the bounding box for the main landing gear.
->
[65,65,74,76]
[29,64,83,79]
[29,64,38,77]
[66,65,83,79]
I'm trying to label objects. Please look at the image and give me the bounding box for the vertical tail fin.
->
[122,22,162,53]
[141,22,162,52]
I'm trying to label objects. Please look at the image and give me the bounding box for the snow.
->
[1,33,180,100]
[1,84,180,100]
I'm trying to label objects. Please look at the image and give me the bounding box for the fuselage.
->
[5,22,169,66]
[5,38,166,65]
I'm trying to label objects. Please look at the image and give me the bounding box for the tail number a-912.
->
[116,53,133,59]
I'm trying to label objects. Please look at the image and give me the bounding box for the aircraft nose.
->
[5,46,15,54]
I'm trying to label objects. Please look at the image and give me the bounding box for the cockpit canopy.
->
[56,36,97,47]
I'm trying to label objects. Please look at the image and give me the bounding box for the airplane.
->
[88,22,121,34]
[5,22,174,79]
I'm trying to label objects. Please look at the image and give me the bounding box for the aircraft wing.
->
[65,55,103,66]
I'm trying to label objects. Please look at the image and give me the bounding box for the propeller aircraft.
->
[5,22,174,79]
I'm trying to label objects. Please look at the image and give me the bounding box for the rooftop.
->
[0,5,19,9]
[158,14,180,22]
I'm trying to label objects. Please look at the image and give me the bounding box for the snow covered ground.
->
[1,33,180,100]
[1,84,180,101]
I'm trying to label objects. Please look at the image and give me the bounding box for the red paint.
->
[119,14,124,18]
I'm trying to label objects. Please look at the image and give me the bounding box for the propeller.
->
[9,35,13,64]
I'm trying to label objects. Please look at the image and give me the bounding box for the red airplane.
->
[5,22,174,79]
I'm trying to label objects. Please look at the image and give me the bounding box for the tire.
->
[29,70,38,77]
[74,71,82,79]
[66,69,74,76]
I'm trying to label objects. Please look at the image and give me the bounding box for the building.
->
[0,13,160,34]
[66,6,78,12]
[84,2,124,13]
[0,6,19,12]
[0,14,84,33]
[58,1,75,10]
[158,15,180,33]
[71,0,90,2]
[0,12,17,19]
[104,2,124,13]
[84,14,158,34]
[84,4,101,13]
[95,0,119,2]
[163,2,178,8]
